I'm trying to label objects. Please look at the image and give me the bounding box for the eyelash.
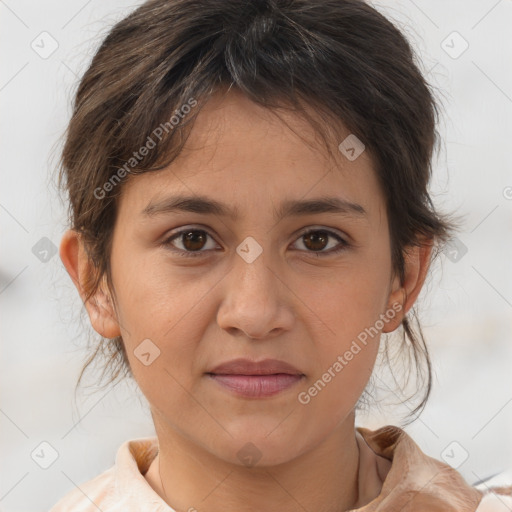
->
[161,227,350,258]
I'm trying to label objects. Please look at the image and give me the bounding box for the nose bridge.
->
[233,234,277,300]
[217,233,293,339]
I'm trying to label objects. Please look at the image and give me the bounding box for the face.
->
[71,89,412,466]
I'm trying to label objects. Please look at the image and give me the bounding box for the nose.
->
[216,243,295,340]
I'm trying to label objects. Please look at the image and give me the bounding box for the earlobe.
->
[59,229,121,339]
[382,240,433,333]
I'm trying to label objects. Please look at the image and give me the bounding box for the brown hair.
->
[58,0,455,421]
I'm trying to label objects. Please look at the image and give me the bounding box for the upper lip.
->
[208,358,304,376]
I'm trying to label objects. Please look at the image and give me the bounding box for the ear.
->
[59,229,121,339]
[382,239,433,333]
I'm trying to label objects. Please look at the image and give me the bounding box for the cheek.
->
[294,283,385,435]
[305,279,383,399]
[109,248,222,396]
[296,249,392,405]
[307,252,393,346]
[111,244,220,342]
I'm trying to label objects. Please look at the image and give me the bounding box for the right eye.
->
[162,228,220,258]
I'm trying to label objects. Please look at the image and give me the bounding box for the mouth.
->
[206,358,305,398]
[207,373,304,397]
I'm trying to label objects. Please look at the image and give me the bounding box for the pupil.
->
[305,231,327,251]
[184,231,205,251]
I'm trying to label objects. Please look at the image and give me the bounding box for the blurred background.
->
[1,0,511,510]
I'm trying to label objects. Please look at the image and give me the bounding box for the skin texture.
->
[60,88,432,512]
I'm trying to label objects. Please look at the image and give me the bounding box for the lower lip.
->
[208,373,303,397]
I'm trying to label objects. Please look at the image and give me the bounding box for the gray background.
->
[1,0,511,510]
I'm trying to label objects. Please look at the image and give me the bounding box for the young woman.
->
[51,0,511,510]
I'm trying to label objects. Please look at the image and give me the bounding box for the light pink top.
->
[49,425,512,511]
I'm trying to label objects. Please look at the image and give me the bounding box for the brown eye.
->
[303,231,330,251]
[181,230,208,251]
[163,229,218,257]
[293,229,348,256]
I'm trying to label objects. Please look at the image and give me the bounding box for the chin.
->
[210,419,316,468]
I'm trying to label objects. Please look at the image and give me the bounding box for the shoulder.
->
[356,425,512,512]
[48,465,117,511]
[48,437,168,512]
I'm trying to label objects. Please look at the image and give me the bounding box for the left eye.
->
[163,229,219,257]
[163,228,348,257]
[291,229,348,255]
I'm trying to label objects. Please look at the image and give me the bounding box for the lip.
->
[208,358,303,376]
[206,358,305,398]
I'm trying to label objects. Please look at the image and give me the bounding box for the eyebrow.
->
[141,194,367,221]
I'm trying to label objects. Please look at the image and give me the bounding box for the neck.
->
[145,412,368,512]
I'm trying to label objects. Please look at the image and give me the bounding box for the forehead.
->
[118,89,385,223]
[177,88,348,167]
